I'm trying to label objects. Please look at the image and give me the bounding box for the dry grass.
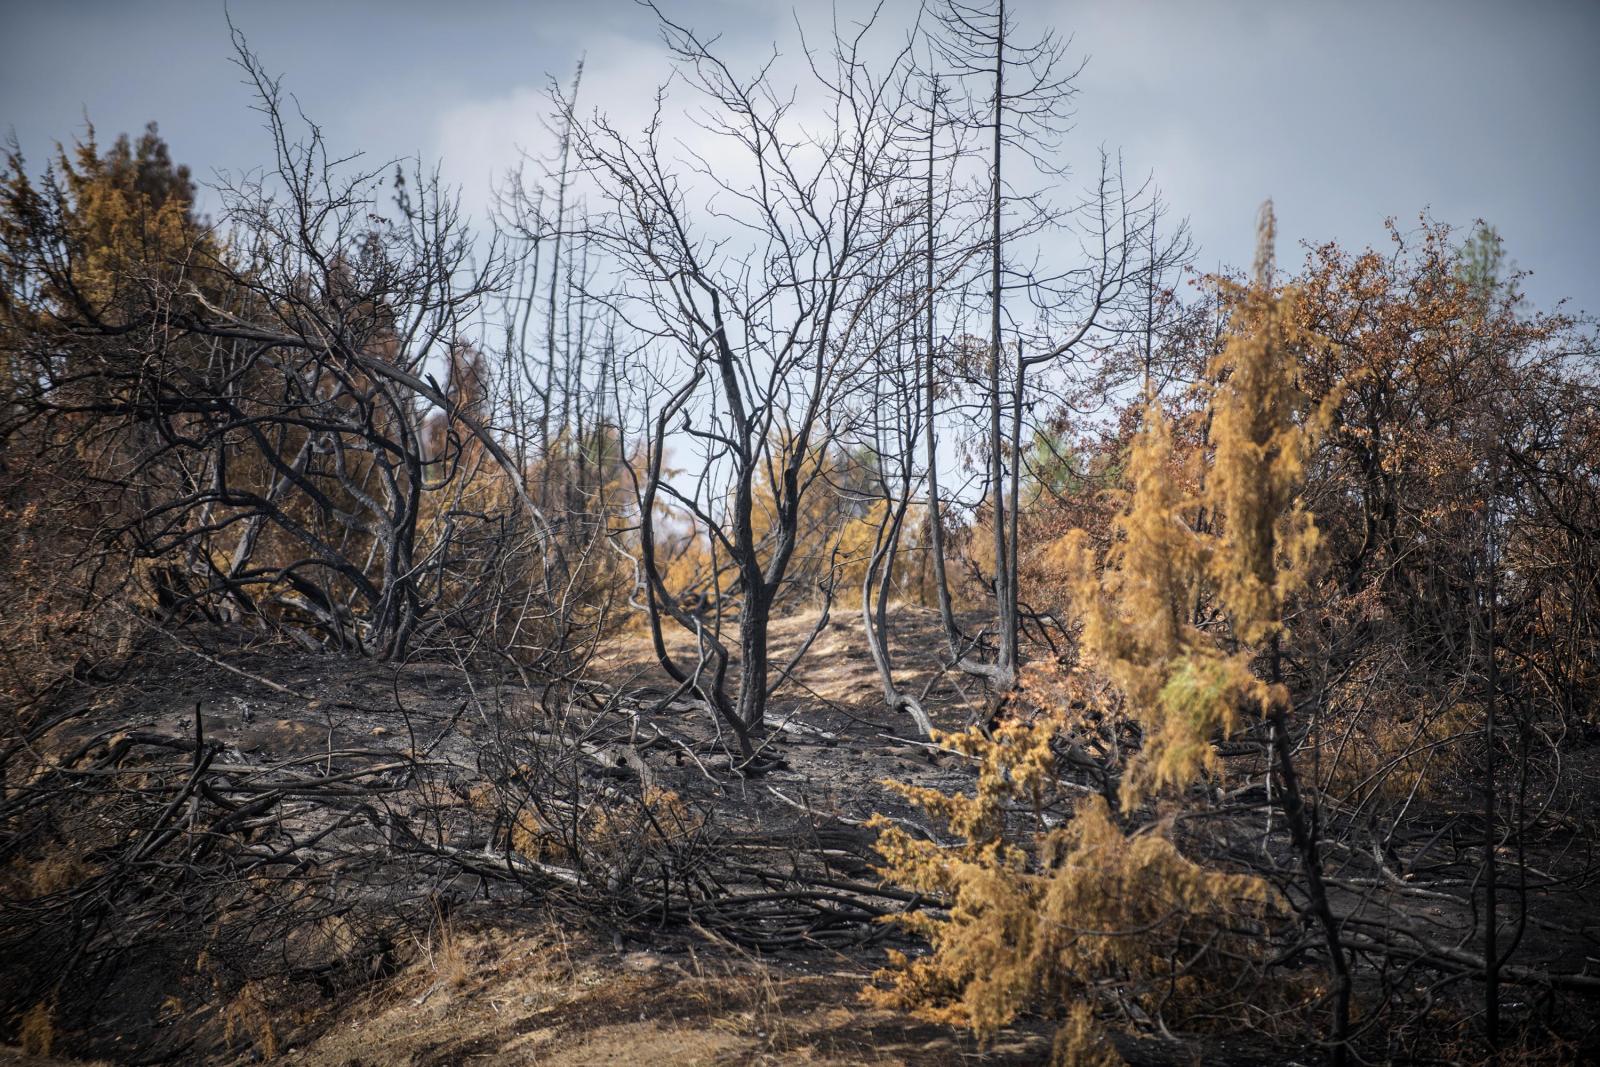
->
[220,981,280,1061]
[276,919,1050,1066]
[17,1000,54,1058]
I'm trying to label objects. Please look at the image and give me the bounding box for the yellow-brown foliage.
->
[1205,236,1338,645]
[54,126,208,316]
[1057,205,1336,804]
[582,785,702,859]
[1324,698,1480,806]
[644,441,924,617]
[18,998,55,1057]
[872,204,1327,1055]
[1052,1001,1126,1067]
[1056,406,1267,803]
[871,704,1276,1047]
[220,979,279,1059]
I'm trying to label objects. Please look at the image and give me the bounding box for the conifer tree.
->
[872,202,1351,1062]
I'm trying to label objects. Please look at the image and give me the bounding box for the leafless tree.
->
[565,5,932,756]
[926,0,1189,692]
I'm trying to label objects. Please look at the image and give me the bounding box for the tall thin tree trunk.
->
[987,0,1014,689]
[1484,438,1501,1055]
[923,75,962,662]
[1006,337,1023,670]
[541,60,583,509]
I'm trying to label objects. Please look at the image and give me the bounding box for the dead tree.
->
[927,0,1187,692]
[568,6,928,756]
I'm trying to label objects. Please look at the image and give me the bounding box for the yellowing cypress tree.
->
[869,699,1274,1058]
[1058,202,1338,803]
[871,202,1332,1060]
[1206,202,1336,647]
[1059,403,1264,803]
[54,123,207,319]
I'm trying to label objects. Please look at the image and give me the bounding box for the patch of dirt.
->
[589,604,990,826]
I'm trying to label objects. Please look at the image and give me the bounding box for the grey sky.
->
[4,0,1597,315]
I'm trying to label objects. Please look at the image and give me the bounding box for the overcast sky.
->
[4,0,1597,315]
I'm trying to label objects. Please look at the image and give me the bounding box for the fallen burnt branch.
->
[425,676,940,952]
